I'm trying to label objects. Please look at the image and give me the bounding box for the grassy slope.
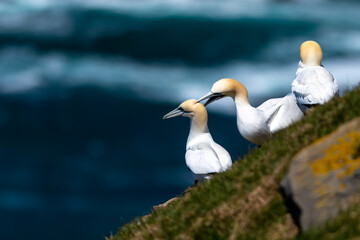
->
[110,87,360,240]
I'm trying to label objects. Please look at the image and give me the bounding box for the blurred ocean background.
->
[1,0,360,239]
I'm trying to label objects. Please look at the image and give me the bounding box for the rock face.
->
[280,117,360,231]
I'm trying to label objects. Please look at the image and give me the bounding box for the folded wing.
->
[257,93,304,133]
[292,67,338,107]
[185,142,224,175]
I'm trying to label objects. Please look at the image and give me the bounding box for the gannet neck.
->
[187,116,210,146]
[234,92,250,105]
[234,97,258,123]
[300,40,323,67]
[233,80,249,103]
[190,108,208,133]
[233,98,270,145]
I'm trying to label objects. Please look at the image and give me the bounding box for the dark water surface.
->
[0,87,249,240]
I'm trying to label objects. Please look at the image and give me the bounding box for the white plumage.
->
[292,61,339,112]
[233,92,303,145]
[197,78,304,145]
[163,99,232,183]
[291,41,339,113]
[258,93,304,133]
[186,133,232,182]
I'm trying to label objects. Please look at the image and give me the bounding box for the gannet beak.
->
[163,107,184,119]
[197,91,224,106]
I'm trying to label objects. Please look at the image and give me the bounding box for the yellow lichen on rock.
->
[310,130,360,180]
[281,117,360,231]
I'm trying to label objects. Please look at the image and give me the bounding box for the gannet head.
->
[197,78,248,106]
[300,40,323,66]
[163,99,207,120]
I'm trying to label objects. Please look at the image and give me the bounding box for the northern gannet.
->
[163,99,232,184]
[197,78,304,145]
[292,40,339,113]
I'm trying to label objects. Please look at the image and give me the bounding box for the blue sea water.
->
[0,1,360,239]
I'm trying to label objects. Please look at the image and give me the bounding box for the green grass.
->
[110,87,360,240]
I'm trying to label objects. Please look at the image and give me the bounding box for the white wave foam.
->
[0,0,359,66]
[3,0,360,23]
[0,46,358,115]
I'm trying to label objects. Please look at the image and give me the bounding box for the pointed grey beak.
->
[197,91,225,106]
[163,107,184,120]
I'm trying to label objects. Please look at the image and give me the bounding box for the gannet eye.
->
[178,107,184,112]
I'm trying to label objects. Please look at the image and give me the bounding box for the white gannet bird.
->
[163,99,232,184]
[292,40,339,113]
[197,78,304,145]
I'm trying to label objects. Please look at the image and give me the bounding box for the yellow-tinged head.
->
[197,78,248,106]
[300,40,323,66]
[163,99,208,131]
[163,99,207,120]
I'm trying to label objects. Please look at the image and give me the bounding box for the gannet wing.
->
[185,143,223,175]
[292,68,338,106]
[257,97,282,111]
[265,93,304,133]
[209,142,232,171]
